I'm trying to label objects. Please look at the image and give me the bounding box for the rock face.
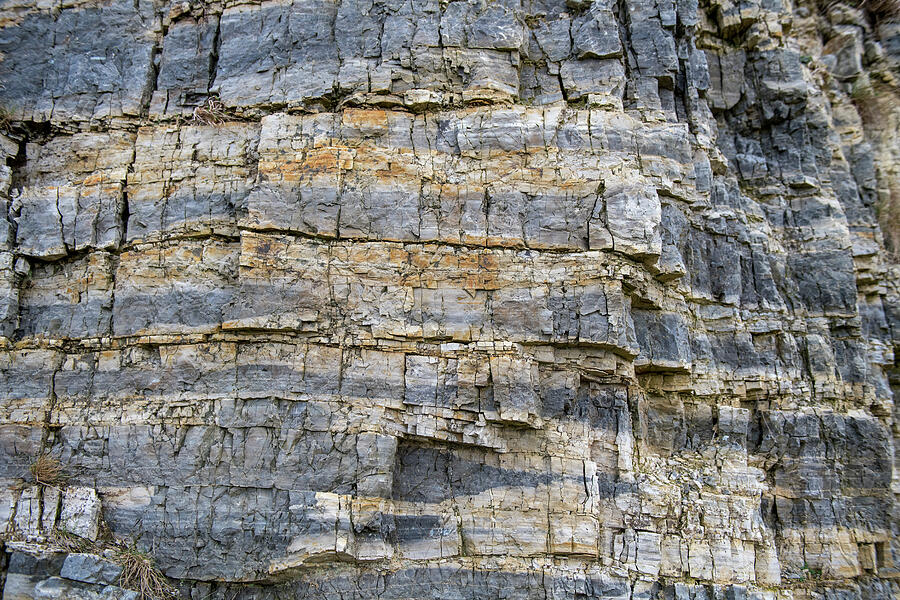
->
[0,0,899,598]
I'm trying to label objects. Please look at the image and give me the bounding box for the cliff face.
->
[0,0,899,598]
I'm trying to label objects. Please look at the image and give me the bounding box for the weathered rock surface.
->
[0,0,899,598]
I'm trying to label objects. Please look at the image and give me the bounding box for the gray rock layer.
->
[0,0,899,598]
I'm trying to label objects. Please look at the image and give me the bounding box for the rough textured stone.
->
[59,553,122,586]
[59,488,101,541]
[14,132,134,259]
[126,123,260,242]
[0,0,158,124]
[0,0,899,598]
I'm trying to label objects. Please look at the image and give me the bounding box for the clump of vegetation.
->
[45,528,176,600]
[48,526,95,553]
[24,453,175,599]
[114,542,178,600]
[29,454,67,487]
[190,96,229,126]
[800,562,824,580]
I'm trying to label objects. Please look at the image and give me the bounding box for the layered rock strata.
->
[0,0,899,598]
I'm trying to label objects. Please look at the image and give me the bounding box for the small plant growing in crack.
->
[48,525,95,553]
[29,454,67,487]
[114,541,178,600]
[800,562,823,580]
[190,96,229,126]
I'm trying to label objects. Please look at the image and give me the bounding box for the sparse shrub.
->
[48,526,95,553]
[29,454,66,487]
[190,96,229,126]
[800,562,824,579]
[114,543,178,600]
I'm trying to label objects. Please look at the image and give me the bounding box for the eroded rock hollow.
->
[0,0,899,598]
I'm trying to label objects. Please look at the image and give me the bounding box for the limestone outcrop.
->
[0,0,899,598]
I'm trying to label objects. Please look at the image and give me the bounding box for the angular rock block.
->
[0,0,158,123]
[14,132,135,259]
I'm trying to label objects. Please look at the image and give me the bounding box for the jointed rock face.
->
[0,0,898,598]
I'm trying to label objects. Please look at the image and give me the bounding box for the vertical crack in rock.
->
[207,13,222,95]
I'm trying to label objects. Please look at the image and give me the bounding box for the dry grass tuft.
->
[190,96,229,126]
[114,543,178,600]
[48,526,95,553]
[29,454,66,486]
